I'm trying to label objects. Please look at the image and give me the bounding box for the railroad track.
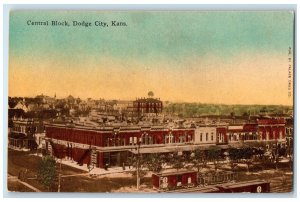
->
[270,177,293,193]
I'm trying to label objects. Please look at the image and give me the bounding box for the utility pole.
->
[136,134,144,190]
[58,158,62,192]
[136,141,140,190]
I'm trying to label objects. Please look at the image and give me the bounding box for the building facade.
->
[8,118,44,150]
[133,97,163,116]
[45,124,194,168]
[43,118,287,170]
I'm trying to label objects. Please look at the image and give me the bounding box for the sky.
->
[9,11,294,105]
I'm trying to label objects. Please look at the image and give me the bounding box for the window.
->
[149,136,153,144]
[179,135,185,143]
[200,134,202,142]
[188,135,192,142]
[188,177,192,184]
[120,138,125,146]
[165,133,174,144]
[279,131,283,140]
[211,133,214,141]
[177,175,182,183]
[206,133,208,141]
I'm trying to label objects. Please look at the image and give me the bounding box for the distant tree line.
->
[163,103,292,118]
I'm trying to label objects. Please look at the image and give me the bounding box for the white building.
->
[194,126,216,144]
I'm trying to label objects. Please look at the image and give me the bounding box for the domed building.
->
[133,97,163,115]
[133,92,163,117]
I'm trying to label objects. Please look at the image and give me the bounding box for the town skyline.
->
[8,92,294,107]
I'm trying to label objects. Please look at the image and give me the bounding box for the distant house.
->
[113,100,133,113]
[14,101,28,112]
[27,103,38,111]
[66,95,75,103]
[79,101,88,111]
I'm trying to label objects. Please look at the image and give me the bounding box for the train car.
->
[165,186,220,193]
[152,170,198,190]
[216,180,270,193]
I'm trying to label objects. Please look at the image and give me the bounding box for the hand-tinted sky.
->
[9,11,294,105]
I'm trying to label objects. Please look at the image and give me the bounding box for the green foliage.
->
[163,103,292,117]
[207,147,222,171]
[172,152,185,170]
[228,148,242,161]
[143,153,164,173]
[207,148,222,161]
[191,149,207,172]
[228,147,254,172]
[37,155,57,191]
[242,148,254,159]
[128,154,148,179]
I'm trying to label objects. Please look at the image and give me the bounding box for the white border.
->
[1,2,299,202]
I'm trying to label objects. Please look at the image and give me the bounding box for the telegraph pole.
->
[136,134,144,190]
[136,141,140,190]
[58,158,62,192]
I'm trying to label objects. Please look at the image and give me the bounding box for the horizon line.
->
[8,94,293,107]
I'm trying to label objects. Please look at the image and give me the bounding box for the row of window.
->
[135,102,162,107]
[199,132,214,142]
[105,133,193,147]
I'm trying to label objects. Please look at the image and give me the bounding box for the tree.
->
[143,153,164,173]
[37,155,57,191]
[271,143,286,170]
[172,152,185,170]
[191,149,207,172]
[127,154,148,187]
[228,148,241,172]
[207,147,222,172]
[241,147,254,172]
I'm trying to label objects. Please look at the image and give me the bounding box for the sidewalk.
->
[32,153,135,176]
[59,158,135,175]
[8,174,41,192]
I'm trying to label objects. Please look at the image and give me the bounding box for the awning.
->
[129,144,228,154]
[130,147,170,154]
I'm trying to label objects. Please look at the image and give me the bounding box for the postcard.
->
[8,10,294,193]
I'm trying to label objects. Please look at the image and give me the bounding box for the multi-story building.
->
[45,123,194,168]
[257,118,286,148]
[8,118,44,150]
[44,118,287,170]
[133,97,163,117]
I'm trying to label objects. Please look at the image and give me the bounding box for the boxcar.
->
[152,170,198,190]
[216,180,270,193]
[164,186,220,193]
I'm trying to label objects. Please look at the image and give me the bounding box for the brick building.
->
[133,97,163,117]
[44,118,287,170]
